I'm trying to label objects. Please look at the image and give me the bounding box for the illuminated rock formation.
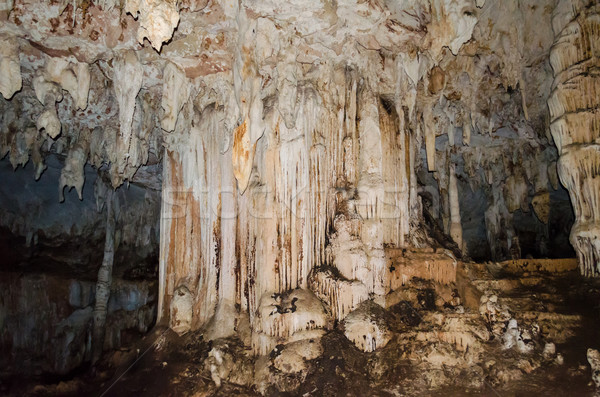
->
[0,0,586,382]
[549,0,600,276]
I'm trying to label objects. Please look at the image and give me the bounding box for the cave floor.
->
[6,259,600,397]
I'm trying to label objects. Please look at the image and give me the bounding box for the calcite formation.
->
[0,0,595,391]
[589,348,600,389]
[0,36,22,100]
[125,0,180,51]
[44,57,90,111]
[342,300,392,352]
[549,0,600,276]
[32,75,63,139]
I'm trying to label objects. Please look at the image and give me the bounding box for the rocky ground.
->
[3,258,600,397]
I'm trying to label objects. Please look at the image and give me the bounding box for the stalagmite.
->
[308,269,369,321]
[251,289,332,356]
[0,36,21,100]
[548,0,600,276]
[92,185,116,364]
[170,286,193,335]
[342,301,391,353]
[588,348,600,389]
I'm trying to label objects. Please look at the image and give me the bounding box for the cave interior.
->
[1,0,600,395]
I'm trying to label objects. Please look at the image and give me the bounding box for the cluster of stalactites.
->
[548,0,600,276]
[157,64,423,354]
[124,0,180,51]
[0,44,160,204]
[42,0,181,51]
[0,39,97,194]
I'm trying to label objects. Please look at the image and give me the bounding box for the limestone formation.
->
[33,75,63,139]
[160,62,188,133]
[549,0,600,276]
[0,0,597,394]
[342,300,392,352]
[170,285,193,336]
[0,36,22,100]
[589,348,600,389]
[125,0,180,51]
[92,188,116,363]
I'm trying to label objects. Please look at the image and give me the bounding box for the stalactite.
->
[8,126,35,170]
[161,62,189,133]
[356,84,385,226]
[30,129,47,180]
[379,97,406,247]
[0,35,22,100]
[232,119,254,193]
[33,75,63,139]
[449,163,462,250]
[548,0,600,276]
[462,111,472,146]
[395,104,411,247]
[124,0,180,51]
[45,57,90,111]
[112,50,144,187]
[426,0,479,60]
[59,133,90,201]
[519,78,529,121]
[157,62,419,354]
[423,105,436,172]
[485,190,515,262]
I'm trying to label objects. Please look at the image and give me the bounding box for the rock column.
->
[549,1,600,276]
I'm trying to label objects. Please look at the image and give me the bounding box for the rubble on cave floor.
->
[7,257,600,397]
